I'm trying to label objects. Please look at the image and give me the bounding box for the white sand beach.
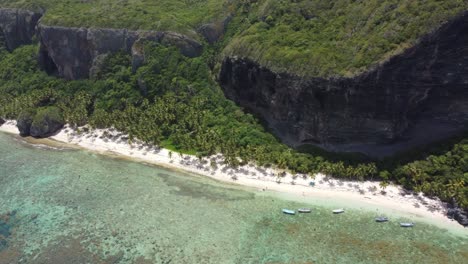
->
[1,120,464,231]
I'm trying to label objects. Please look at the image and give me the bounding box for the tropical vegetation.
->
[0,0,227,37]
[0,41,466,209]
[1,1,467,77]
[223,0,468,77]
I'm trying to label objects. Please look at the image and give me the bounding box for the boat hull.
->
[282,209,296,215]
[400,223,414,227]
[375,217,389,222]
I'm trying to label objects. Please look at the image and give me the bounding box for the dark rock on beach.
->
[30,107,65,138]
[17,110,36,137]
[17,107,64,138]
[447,200,468,227]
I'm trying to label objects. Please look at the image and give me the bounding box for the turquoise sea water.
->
[0,132,467,264]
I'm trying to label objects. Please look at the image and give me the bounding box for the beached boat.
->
[298,208,311,213]
[282,209,296,215]
[400,222,414,227]
[375,216,389,222]
[332,209,345,214]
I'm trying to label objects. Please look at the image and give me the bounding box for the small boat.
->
[332,209,345,214]
[298,208,312,213]
[282,209,296,215]
[375,216,389,222]
[400,222,414,227]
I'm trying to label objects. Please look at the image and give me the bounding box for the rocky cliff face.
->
[38,25,203,80]
[0,8,203,80]
[0,8,42,51]
[220,12,468,158]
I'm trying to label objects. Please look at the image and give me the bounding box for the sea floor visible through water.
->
[0,132,467,264]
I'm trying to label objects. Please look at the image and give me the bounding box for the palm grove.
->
[0,40,466,210]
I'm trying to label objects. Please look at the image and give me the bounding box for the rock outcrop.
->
[0,8,42,51]
[16,107,64,137]
[220,12,468,158]
[447,200,468,227]
[198,16,231,44]
[38,25,203,79]
[17,110,35,137]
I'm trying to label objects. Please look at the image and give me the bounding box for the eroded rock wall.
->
[0,7,203,80]
[220,12,468,157]
[0,8,42,51]
[38,25,203,80]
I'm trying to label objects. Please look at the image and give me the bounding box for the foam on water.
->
[0,132,467,263]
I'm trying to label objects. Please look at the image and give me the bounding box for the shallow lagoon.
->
[0,132,467,263]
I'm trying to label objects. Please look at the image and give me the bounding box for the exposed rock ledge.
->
[219,12,468,158]
[0,8,42,51]
[0,8,203,80]
[38,25,203,80]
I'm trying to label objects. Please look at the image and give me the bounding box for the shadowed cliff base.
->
[219,12,468,158]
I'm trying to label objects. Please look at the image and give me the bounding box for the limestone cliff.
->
[38,25,203,80]
[0,8,203,80]
[219,12,468,158]
[0,8,42,51]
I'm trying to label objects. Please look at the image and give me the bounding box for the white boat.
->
[375,216,389,222]
[282,209,296,215]
[400,222,414,227]
[332,209,345,214]
[298,208,311,213]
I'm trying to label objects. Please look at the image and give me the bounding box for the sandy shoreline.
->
[1,120,465,232]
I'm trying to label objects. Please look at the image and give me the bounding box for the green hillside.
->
[1,0,466,77]
[224,0,467,77]
[0,0,228,36]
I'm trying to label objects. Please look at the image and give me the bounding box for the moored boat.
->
[375,216,389,222]
[400,222,414,227]
[282,209,296,215]
[332,209,345,214]
[298,208,311,213]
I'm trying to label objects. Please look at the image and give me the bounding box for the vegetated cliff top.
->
[1,0,467,78]
[0,0,228,37]
[223,0,468,78]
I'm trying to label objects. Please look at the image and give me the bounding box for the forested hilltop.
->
[0,0,226,36]
[1,0,467,77]
[223,0,468,77]
[0,1,467,224]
